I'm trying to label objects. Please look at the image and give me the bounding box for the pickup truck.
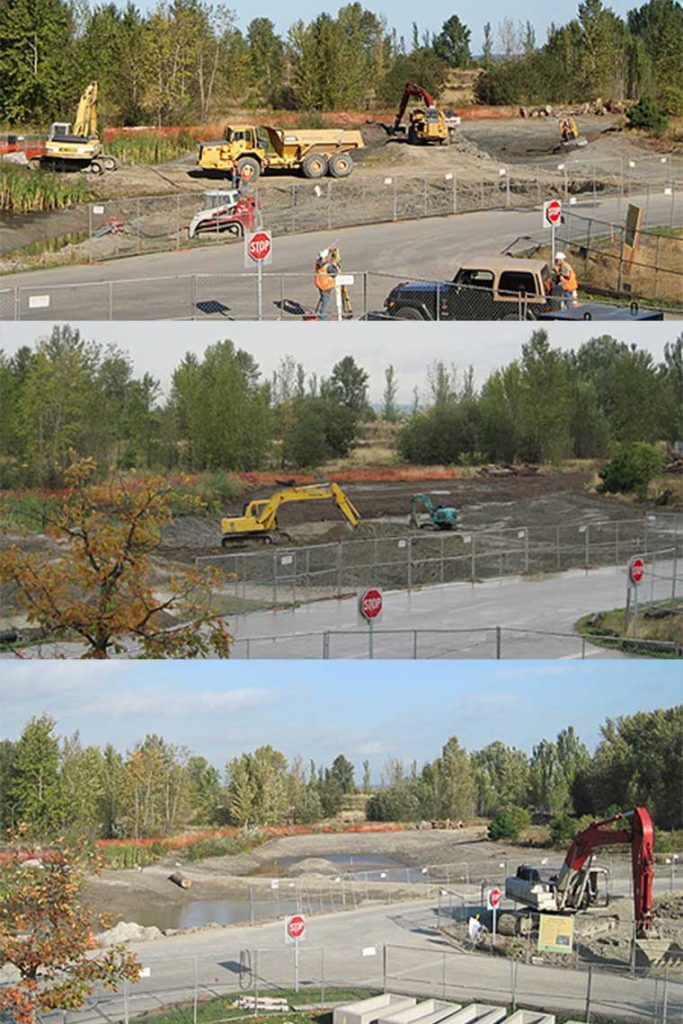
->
[382,257,663,321]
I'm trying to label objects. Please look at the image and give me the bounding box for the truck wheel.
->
[302,153,328,179]
[393,306,425,320]
[236,157,261,183]
[328,152,354,178]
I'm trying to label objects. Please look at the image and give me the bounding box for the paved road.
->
[43,898,681,1023]
[1,191,679,320]
[228,562,677,659]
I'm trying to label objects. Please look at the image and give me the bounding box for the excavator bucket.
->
[634,939,683,970]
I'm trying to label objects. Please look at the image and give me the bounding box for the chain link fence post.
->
[584,964,593,1022]
[193,955,198,1024]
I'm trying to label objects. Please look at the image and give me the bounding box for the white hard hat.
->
[318,248,329,259]
[555,251,566,261]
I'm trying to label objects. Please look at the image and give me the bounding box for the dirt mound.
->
[655,892,683,920]
[287,857,344,877]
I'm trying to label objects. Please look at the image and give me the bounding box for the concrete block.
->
[446,1007,507,1024]
[334,995,417,1024]
[504,1013,555,1024]
[380,1002,462,1024]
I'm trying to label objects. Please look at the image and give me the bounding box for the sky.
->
[0,661,680,778]
[1,321,677,406]
[109,1,638,54]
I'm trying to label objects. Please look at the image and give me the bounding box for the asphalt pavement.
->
[228,562,676,659]
[38,897,682,1023]
[1,191,680,320]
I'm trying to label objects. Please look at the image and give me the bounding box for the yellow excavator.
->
[42,82,117,174]
[220,482,361,545]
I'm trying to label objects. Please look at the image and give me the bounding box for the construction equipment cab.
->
[43,82,117,174]
[197,125,363,183]
[391,82,459,145]
[410,494,458,530]
[505,807,655,935]
[220,483,361,545]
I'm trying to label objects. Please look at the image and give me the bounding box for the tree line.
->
[1,705,680,841]
[1,1,680,126]
[1,326,681,488]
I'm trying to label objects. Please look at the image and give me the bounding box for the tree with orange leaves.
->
[0,458,232,659]
[0,832,140,1024]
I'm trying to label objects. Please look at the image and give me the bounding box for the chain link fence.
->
[29,941,682,1024]
[198,514,683,611]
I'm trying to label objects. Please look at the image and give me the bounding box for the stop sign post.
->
[285,914,306,992]
[626,555,646,638]
[543,199,563,263]
[244,229,272,321]
[359,588,383,659]
[486,887,502,946]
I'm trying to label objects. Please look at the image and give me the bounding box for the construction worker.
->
[327,245,353,318]
[314,247,338,320]
[553,251,579,307]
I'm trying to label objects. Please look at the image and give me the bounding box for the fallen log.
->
[168,871,192,889]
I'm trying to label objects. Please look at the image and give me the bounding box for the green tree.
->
[0,740,18,830]
[226,746,289,826]
[382,365,400,422]
[99,743,126,839]
[246,18,285,105]
[60,734,104,836]
[530,738,570,814]
[518,330,571,463]
[10,716,63,837]
[433,15,472,67]
[0,0,77,123]
[327,355,371,415]
[422,736,475,821]
[471,742,530,816]
[329,754,356,793]
[186,756,222,825]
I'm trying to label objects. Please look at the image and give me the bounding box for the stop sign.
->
[487,887,502,910]
[359,588,383,620]
[246,230,272,262]
[544,198,562,226]
[287,914,305,940]
[629,556,645,585]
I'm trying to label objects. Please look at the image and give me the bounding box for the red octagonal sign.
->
[629,556,645,585]
[545,199,562,225]
[247,230,272,262]
[488,887,502,909]
[359,588,383,620]
[287,915,305,940]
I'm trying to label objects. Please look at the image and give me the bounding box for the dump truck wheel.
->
[328,152,354,178]
[393,306,424,320]
[302,153,328,179]
[236,157,261,183]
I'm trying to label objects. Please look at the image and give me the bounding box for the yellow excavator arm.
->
[73,81,98,138]
[221,482,361,543]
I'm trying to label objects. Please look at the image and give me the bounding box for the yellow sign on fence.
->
[538,914,574,954]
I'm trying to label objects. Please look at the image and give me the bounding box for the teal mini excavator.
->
[409,493,458,530]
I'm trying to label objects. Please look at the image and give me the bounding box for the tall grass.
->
[0,164,87,213]
[106,131,198,165]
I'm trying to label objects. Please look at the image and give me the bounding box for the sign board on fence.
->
[285,914,306,944]
[244,229,272,267]
[624,204,643,265]
[538,913,574,954]
[542,199,562,228]
[28,295,50,309]
[486,887,502,911]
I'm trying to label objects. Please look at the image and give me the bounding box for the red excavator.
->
[506,807,654,935]
[391,82,459,145]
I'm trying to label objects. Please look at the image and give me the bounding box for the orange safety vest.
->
[559,262,578,292]
[315,262,336,291]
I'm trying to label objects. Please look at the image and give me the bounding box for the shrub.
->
[488,805,531,841]
[658,85,683,117]
[549,812,578,847]
[627,96,668,134]
[597,441,666,497]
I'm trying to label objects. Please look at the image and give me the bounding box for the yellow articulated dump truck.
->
[197,124,364,182]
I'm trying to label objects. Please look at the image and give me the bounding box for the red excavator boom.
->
[561,806,654,934]
[392,82,437,133]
